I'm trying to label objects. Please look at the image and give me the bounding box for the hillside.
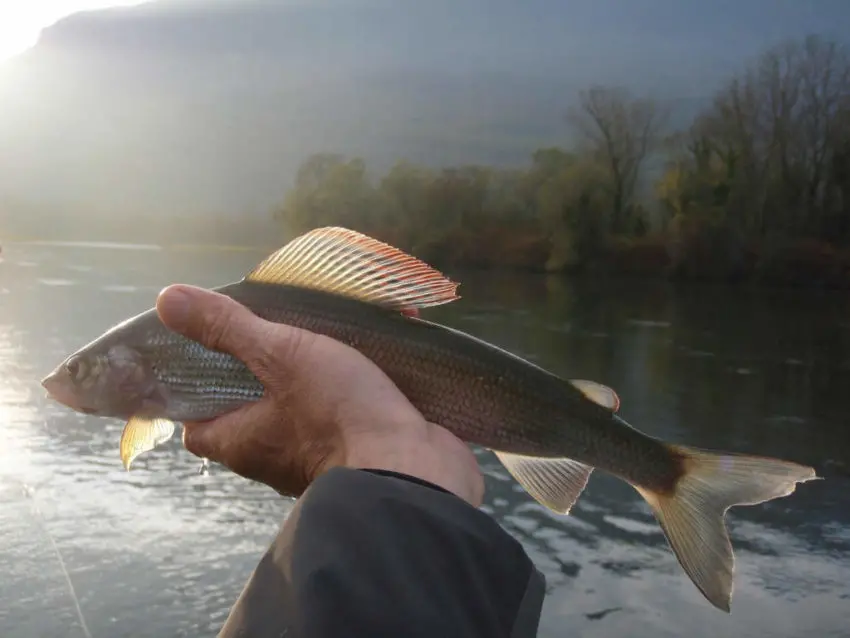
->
[0,0,846,241]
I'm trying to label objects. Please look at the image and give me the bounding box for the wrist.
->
[339,420,485,507]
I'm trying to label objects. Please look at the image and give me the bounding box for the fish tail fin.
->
[634,444,819,612]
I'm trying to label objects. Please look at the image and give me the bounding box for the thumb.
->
[156,283,287,382]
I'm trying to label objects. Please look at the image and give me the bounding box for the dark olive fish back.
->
[223,280,677,481]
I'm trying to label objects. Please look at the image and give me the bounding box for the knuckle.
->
[280,326,316,365]
[252,325,316,387]
[246,330,277,380]
[200,300,239,353]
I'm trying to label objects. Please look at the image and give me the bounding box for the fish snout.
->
[41,368,89,412]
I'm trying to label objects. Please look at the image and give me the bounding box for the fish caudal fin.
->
[634,445,819,612]
[494,451,594,514]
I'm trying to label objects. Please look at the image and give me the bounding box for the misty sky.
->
[0,0,145,60]
[4,1,850,80]
[1,0,849,226]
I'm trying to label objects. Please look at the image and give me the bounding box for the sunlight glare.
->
[0,401,34,481]
[0,1,149,62]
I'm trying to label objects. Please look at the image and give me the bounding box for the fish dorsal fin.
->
[569,379,620,412]
[120,416,176,471]
[245,227,460,312]
[494,451,594,515]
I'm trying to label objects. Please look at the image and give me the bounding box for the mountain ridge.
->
[0,0,846,232]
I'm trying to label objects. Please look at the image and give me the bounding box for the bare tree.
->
[685,35,850,238]
[568,86,670,233]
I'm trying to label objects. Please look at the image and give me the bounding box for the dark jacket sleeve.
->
[217,467,545,638]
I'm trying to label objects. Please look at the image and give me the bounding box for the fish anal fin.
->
[494,450,594,514]
[245,227,460,312]
[120,416,176,471]
[569,379,620,412]
[634,444,819,612]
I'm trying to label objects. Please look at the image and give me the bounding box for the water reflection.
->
[0,243,847,637]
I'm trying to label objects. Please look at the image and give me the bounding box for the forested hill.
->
[0,0,845,238]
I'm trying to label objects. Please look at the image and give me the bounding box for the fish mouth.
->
[41,370,91,413]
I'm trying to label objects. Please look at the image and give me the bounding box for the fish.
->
[41,226,819,613]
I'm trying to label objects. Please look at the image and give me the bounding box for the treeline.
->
[275,35,850,288]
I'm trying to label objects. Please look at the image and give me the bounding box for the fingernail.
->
[157,286,192,330]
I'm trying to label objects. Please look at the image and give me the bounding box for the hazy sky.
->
[2,0,849,223]
[0,0,147,60]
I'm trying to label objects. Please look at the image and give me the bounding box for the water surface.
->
[0,242,847,637]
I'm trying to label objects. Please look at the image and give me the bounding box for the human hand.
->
[155,284,485,507]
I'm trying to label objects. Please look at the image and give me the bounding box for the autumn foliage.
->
[276,35,850,289]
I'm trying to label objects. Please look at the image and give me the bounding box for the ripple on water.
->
[101,285,140,293]
[684,348,716,357]
[602,514,659,536]
[627,319,671,328]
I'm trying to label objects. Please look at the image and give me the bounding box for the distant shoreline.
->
[5,232,850,293]
[2,238,273,253]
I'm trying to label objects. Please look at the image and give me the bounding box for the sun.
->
[0,12,47,61]
[0,1,150,62]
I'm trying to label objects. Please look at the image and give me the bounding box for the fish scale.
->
[143,332,263,416]
[41,226,820,614]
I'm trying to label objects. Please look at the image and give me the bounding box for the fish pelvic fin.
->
[494,451,594,514]
[245,227,460,313]
[120,416,177,470]
[634,445,819,613]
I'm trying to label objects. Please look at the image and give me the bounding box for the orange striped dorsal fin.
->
[245,226,460,312]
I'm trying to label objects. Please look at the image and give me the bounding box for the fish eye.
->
[65,356,86,381]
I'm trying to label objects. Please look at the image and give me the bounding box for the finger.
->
[180,401,261,460]
[181,421,220,460]
[156,283,306,383]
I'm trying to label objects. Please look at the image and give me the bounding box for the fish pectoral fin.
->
[494,451,594,515]
[634,444,819,612]
[120,416,177,471]
[568,379,620,412]
[244,227,460,313]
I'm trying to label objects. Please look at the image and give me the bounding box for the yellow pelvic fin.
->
[119,416,176,471]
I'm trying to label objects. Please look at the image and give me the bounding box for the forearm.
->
[217,467,545,638]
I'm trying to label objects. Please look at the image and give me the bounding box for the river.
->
[0,241,847,638]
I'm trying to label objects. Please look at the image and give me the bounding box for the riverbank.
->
[5,221,849,290]
[343,225,850,291]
